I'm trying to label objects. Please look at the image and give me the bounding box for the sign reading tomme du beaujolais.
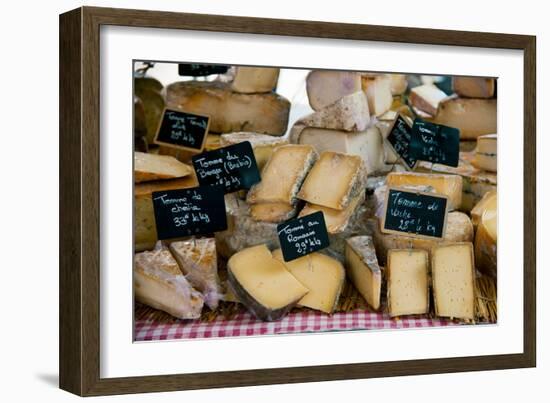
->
[276,211,330,262]
[381,187,449,240]
[409,118,460,167]
[153,107,210,153]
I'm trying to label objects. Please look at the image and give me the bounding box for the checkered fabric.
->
[134,309,457,341]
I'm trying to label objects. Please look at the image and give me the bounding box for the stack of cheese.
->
[134,76,165,150]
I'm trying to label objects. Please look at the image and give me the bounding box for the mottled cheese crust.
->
[299,192,365,234]
[134,152,193,183]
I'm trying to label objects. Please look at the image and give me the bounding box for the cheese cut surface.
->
[475,195,497,277]
[299,192,365,233]
[227,245,309,321]
[472,134,497,172]
[453,77,495,98]
[409,84,448,117]
[219,132,288,171]
[388,74,408,95]
[432,243,475,320]
[386,172,463,211]
[471,190,497,228]
[169,238,222,310]
[361,74,393,116]
[247,144,317,205]
[272,249,345,314]
[230,67,279,93]
[298,151,366,210]
[134,152,193,183]
[250,202,296,223]
[344,236,383,310]
[431,97,497,140]
[134,243,204,319]
[164,81,290,135]
[306,70,362,111]
[387,249,429,317]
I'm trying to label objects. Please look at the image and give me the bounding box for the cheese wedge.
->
[453,77,495,98]
[134,152,193,183]
[247,144,317,205]
[230,67,279,93]
[431,243,476,321]
[219,132,288,171]
[250,202,297,223]
[299,192,365,234]
[388,74,408,95]
[345,236,383,311]
[475,195,497,277]
[164,81,290,135]
[134,77,165,144]
[470,190,497,229]
[272,249,345,314]
[134,243,204,319]
[361,74,393,116]
[306,70,362,111]
[409,84,448,117]
[431,97,497,140]
[169,238,222,310]
[385,172,463,211]
[298,151,367,210]
[387,249,429,317]
[472,134,497,172]
[227,244,309,321]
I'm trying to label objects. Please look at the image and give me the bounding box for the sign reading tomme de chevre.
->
[276,211,330,262]
[153,107,210,153]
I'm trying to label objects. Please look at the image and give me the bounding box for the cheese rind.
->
[247,144,317,205]
[472,134,497,172]
[219,132,288,171]
[164,81,290,135]
[272,249,345,314]
[299,192,365,234]
[134,243,204,319]
[250,202,297,223]
[388,74,408,95]
[409,84,448,117]
[298,151,367,210]
[453,77,495,98]
[344,236,383,311]
[475,196,497,277]
[134,152,193,183]
[387,249,429,317]
[361,74,393,116]
[470,190,497,229]
[306,70,363,111]
[230,67,279,93]
[227,245,309,321]
[431,243,476,321]
[169,238,222,310]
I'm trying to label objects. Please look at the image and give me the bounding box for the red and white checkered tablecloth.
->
[134,309,458,341]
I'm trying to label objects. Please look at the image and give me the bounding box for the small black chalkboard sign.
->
[178,64,230,77]
[277,211,330,262]
[152,185,227,240]
[382,187,448,240]
[192,141,261,194]
[154,107,210,153]
[410,118,460,167]
[386,114,417,170]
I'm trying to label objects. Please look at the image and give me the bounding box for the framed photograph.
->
[59,6,536,396]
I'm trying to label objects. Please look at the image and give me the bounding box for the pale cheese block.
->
[134,243,204,319]
[361,74,393,116]
[227,244,309,321]
[134,175,199,252]
[470,190,497,229]
[306,70,362,111]
[472,134,497,172]
[474,195,497,277]
[247,144,317,205]
[387,249,429,317]
[370,212,474,265]
[385,172,463,211]
[219,132,288,171]
[230,66,279,93]
[164,81,290,135]
[453,77,496,98]
[431,242,476,321]
[299,192,365,234]
[430,97,497,140]
[272,249,345,314]
[409,84,448,117]
[134,151,193,183]
[290,125,390,175]
[169,238,222,310]
[298,151,367,210]
[250,202,297,223]
[293,91,370,132]
[344,236,383,311]
[388,74,408,95]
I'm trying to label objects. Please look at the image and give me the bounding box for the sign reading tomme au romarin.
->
[276,211,330,262]
[153,107,210,153]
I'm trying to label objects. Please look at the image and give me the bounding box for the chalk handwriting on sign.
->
[386,114,417,170]
[154,108,210,152]
[192,141,261,194]
[152,185,227,240]
[381,187,448,239]
[410,118,460,167]
[277,211,330,262]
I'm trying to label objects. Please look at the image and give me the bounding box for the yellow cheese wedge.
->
[230,67,279,94]
[134,152,193,183]
[388,74,408,95]
[361,74,393,116]
[299,192,365,233]
[431,242,476,321]
[272,249,345,314]
[387,249,429,317]
[472,134,497,172]
[219,132,288,171]
[470,190,497,229]
[453,77,495,98]
[306,70,362,111]
[345,236,383,311]
[249,202,296,223]
[227,244,309,321]
[475,195,497,277]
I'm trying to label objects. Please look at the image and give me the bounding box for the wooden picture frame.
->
[59,6,536,396]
